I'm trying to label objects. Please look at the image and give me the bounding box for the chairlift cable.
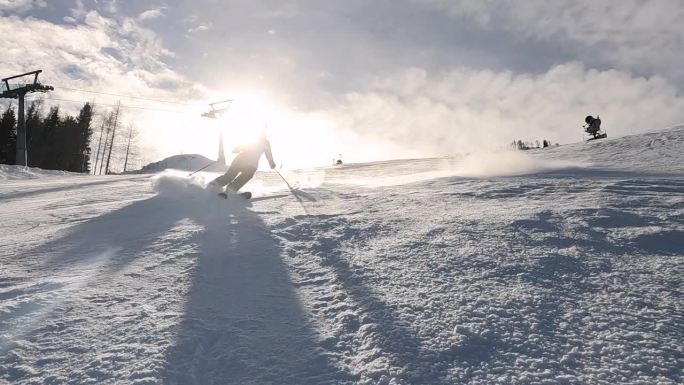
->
[24,97,194,114]
[53,86,195,106]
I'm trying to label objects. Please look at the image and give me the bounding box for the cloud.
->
[152,0,684,118]
[423,0,684,85]
[330,63,684,157]
[139,8,165,21]
[100,0,118,14]
[187,23,213,34]
[70,0,87,20]
[0,0,45,14]
[3,1,684,167]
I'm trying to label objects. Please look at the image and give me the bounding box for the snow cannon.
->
[583,115,607,140]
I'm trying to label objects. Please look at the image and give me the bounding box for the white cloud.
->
[187,23,212,33]
[0,0,45,14]
[99,0,118,14]
[139,8,165,21]
[331,63,684,157]
[423,0,684,85]
[70,0,87,21]
[3,1,683,166]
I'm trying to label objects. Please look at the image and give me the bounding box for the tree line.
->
[0,101,139,173]
[510,139,557,150]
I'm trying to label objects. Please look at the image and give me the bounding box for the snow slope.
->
[0,165,78,180]
[1,128,682,385]
[134,154,229,174]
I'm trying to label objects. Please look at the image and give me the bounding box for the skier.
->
[208,133,276,193]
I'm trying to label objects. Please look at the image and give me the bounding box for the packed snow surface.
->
[1,127,683,385]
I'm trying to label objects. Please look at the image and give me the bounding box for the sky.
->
[2,0,684,169]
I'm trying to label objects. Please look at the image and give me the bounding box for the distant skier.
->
[209,133,276,193]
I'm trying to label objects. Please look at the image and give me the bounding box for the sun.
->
[219,91,276,146]
[202,91,342,170]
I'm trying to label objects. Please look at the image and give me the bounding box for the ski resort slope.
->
[1,127,682,385]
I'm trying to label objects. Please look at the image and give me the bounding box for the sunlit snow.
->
[1,127,682,385]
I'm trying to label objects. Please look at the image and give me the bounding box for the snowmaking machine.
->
[584,115,607,141]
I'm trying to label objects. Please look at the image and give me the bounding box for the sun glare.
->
[139,89,408,170]
[199,91,342,170]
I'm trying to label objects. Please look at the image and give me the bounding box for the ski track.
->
[1,128,683,385]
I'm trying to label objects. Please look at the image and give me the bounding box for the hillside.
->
[0,127,682,385]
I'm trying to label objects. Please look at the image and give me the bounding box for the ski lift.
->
[201,99,233,164]
[201,99,233,119]
[583,115,607,141]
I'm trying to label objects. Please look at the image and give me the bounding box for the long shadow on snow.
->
[298,215,457,384]
[1,196,203,369]
[30,196,194,272]
[0,196,210,342]
[161,201,350,385]
[14,195,348,384]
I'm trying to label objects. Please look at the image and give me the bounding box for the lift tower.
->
[201,99,233,164]
[0,70,53,166]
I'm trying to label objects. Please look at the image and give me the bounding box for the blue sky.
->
[2,0,684,166]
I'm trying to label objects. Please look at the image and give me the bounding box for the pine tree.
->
[0,105,17,164]
[59,115,78,171]
[26,101,44,167]
[40,106,61,169]
[76,103,94,172]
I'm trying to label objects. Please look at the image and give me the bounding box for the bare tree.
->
[122,122,141,173]
[104,102,121,175]
[92,114,107,175]
[96,110,116,175]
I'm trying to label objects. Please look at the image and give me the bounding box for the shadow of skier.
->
[7,192,349,384]
[162,200,350,385]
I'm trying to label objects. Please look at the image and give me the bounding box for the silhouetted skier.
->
[209,133,275,193]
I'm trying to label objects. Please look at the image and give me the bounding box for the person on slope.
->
[209,133,276,192]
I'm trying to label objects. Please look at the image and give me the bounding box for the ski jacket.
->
[232,137,275,169]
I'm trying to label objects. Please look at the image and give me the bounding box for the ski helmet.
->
[585,115,594,124]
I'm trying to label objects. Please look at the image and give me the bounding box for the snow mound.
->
[537,124,684,174]
[0,164,79,180]
[135,154,229,174]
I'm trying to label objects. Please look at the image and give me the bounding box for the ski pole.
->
[275,169,309,215]
[189,161,216,176]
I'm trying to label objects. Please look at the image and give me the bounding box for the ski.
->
[218,191,252,200]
